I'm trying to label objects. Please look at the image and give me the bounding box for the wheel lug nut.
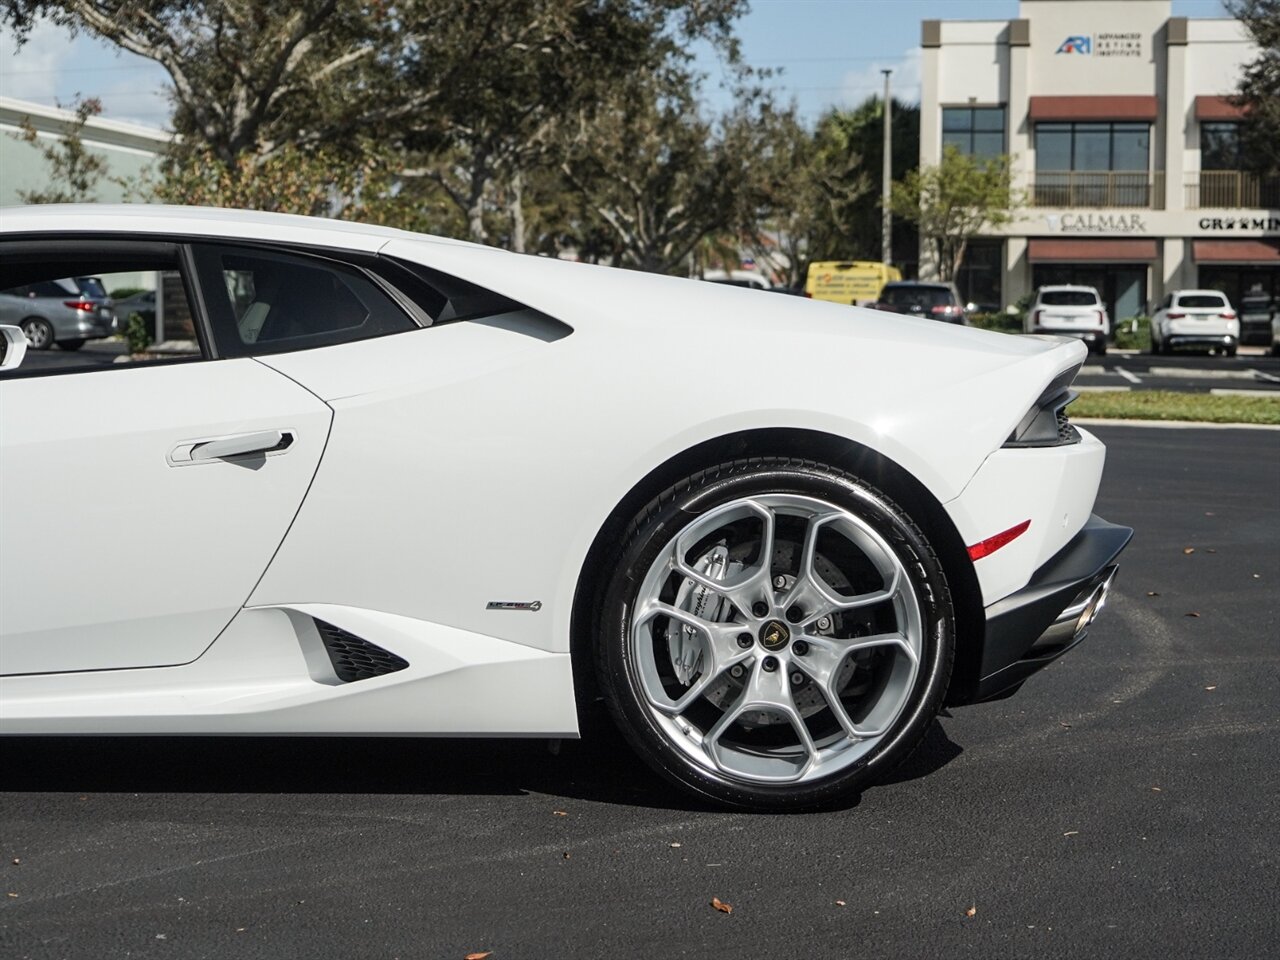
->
[792,640,809,657]
[790,670,806,686]
[816,615,832,631]
[729,664,745,679]
[785,605,804,623]
[736,632,754,649]
[761,656,778,673]
[752,601,769,618]
[772,575,787,589]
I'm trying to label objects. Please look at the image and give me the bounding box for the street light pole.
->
[881,68,893,268]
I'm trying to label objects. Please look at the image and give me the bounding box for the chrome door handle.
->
[191,430,290,460]
[169,429,294,466]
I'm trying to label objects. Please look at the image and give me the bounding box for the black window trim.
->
[0,236,212,379]
[0,231,537,372]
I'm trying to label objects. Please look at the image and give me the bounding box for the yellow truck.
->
[804,261,902,306]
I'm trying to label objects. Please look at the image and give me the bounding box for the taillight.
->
[1032,309,1042,326]
[63,300,97,311]
[1220,310,1236,319]
[1095,310,1104,324]
[1167,312,1185,319]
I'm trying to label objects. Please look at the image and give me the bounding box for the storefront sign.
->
[1046,213,1148,234]
[1197,216,1280,233]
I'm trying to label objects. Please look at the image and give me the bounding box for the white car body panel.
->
[0,359,332,675]
[944,427,1106,605]
[0,204,1105,737]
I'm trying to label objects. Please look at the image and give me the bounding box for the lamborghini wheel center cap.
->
[759,619,791,651]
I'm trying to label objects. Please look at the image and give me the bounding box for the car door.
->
[0,238,334,675]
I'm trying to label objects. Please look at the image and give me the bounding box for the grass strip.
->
[1071,389,1280,425]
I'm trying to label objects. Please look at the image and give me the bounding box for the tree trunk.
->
[467,156,489,243]
[509,169,526,254]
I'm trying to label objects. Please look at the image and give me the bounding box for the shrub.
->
[1112,316,1151,352]
[124,312,152,355]
[968,311,1022,333]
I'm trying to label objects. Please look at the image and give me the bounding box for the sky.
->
[0,0,1232,131]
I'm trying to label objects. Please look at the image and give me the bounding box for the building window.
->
[942,107,1006,157]
[1034,122,1150,172]
[1033,122,1152,207]
[955,240,1004,311]
[1200,122,1241,171]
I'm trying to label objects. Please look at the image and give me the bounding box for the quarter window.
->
[193,245,418,358]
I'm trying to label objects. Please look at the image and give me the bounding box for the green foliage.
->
[12,96,109,203]
[1228,0,1280,175]
[890,145,1023,281]
[1071,389,1280,425]
[123,312,151,355]
[967,312,1021,333]
[1111,315,1152,351]
[108,286,148,300]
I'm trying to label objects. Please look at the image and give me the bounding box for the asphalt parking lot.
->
[2,424,1278,960]
[1074,349,1280,396]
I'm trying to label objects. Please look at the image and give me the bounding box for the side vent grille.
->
[315,620,409,682]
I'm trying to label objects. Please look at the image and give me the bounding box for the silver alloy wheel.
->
[629,494,923,786]
[21,319,51,350]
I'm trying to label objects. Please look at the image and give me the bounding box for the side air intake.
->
[314,620,409,682]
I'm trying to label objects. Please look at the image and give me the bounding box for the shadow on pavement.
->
[0,712,963,811]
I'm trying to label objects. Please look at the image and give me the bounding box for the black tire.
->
[1091,339,1107,356]
[1270,342,1280,358]
[59,338,86,351]
[19,317,54,351]
[593,457,955,811]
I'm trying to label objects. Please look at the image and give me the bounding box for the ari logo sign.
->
[1056,36,1092,55]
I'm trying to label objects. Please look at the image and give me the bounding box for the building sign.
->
[1054,33,1143,58]
[1198,215,1280,233]
[1046,213,1148,234]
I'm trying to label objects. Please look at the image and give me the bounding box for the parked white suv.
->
[1027,285,1110,355]
[1151,290,1238,356]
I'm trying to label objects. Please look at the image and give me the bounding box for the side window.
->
[193,245,417,358]
[0,242,203,377]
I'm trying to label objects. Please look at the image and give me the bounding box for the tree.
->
[11,96,111,203]
[1228,0,1280,175]
[890,145,1021,282]
[560,71,772,274]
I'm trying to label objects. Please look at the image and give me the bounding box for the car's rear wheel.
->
[19,317,53,351]
[595,458,954,811]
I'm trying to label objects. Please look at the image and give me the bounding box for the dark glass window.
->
[194,246,417,358]
[1200,122,1240,170]
[1035,122,1150,171]
[880,284,955,308]
[941,107,1006,157]
[1040,290,1100,307]
[955,240,1003,310]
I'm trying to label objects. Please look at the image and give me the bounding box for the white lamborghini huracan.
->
[0,206,1131,810]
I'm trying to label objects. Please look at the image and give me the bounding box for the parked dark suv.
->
[871,281,967,324]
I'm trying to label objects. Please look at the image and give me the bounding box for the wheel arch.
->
[568,427,985,716]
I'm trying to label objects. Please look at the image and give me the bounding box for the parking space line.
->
[1251,368,1280,384]
[1210,388,1280,398]
[1116,366,1142,384]
[1147,367,1259,380]
[1076,385,1131,392]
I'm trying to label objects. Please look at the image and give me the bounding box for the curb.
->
[1074,417,1280,431]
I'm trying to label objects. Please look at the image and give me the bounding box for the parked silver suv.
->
[0,276,117,351]
[1027,285,1110,355]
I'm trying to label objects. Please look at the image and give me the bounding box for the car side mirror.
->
[0,324,29,371]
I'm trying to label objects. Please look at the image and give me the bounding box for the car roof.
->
[0,203,484,253]
[1172,289,1229,297]
[1037,284,1099,293]
[882,280,950,288]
